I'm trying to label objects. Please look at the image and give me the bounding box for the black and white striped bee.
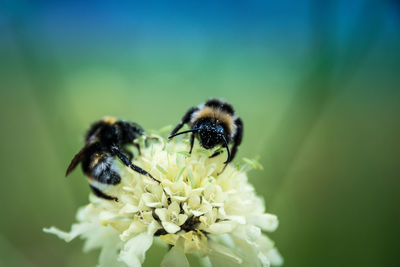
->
[66,117,159,201]
[169,99,243,172]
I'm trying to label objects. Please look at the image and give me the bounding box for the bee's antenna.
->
[168,129,199,140]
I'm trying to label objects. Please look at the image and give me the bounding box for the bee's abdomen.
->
[84,152,121,185]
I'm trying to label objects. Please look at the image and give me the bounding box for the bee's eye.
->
[215,125,225,134]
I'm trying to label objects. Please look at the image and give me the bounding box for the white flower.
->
[141,183,168,208]
[44,132,282,267]
[155,201,188,234]
[182,190,212,217]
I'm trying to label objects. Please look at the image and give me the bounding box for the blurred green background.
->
[0,0,399,266]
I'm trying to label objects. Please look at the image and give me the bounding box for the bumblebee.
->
[66,117,159,201]
[169,99,243,172]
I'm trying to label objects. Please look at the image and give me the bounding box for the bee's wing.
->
[65,144,89,177]
[66,127,101,177]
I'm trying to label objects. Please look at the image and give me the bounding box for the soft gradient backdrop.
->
[0,1,399,266]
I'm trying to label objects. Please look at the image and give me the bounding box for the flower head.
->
[44,131,282,267]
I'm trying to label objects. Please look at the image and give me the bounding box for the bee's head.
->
[116,121,145,143]
[197,121,225,149]
[121,122,145,143]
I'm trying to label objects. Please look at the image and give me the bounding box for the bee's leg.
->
[123,147,134,160]
[111,146,160,183]
[217,119,243,175]
[169,107,199,137]
[209,150,223,158]
[89,185,118,201]
[217,137,231,175]
[134,143,141,156]
[228,117,243,163]
[217,163,228,175]
[189,133,195,154]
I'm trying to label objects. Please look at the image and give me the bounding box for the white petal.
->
[226,215,246,225]
[43,223,90,242]
[119,203,139,214]
[98,210,119,221]
[230,227,262,267]
[247,214,278,232]
[168,202,181,214]
[218,207,227,218]
[266,248,283,266]
[118,233,153,267]
[212,234,235,249]
[162,222,181,234]
[163,186,173,196]
[161,247,190,267]
[208,239,242,264]
[230,225,278,267]
[257,250,271,267]
[182,203,190,214]
[145,202,163,208]
[255,234,274,253]
[142,193,163,208]
[161,193,168,206]
[208,221,237,234]
[208,254,242,267]
[177,214,188,226]
[147,221,161,235]
[190,187,204,195]
[171,196,188,201]
[120,221,146,242]
[97,236,125,267]
[83,225,120,252]
[188,195,201,207]
[191,210,206,217]
[76,203,99,222]
[155,208,168,222]
[246,225,261,241]
[211,202,224,207]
